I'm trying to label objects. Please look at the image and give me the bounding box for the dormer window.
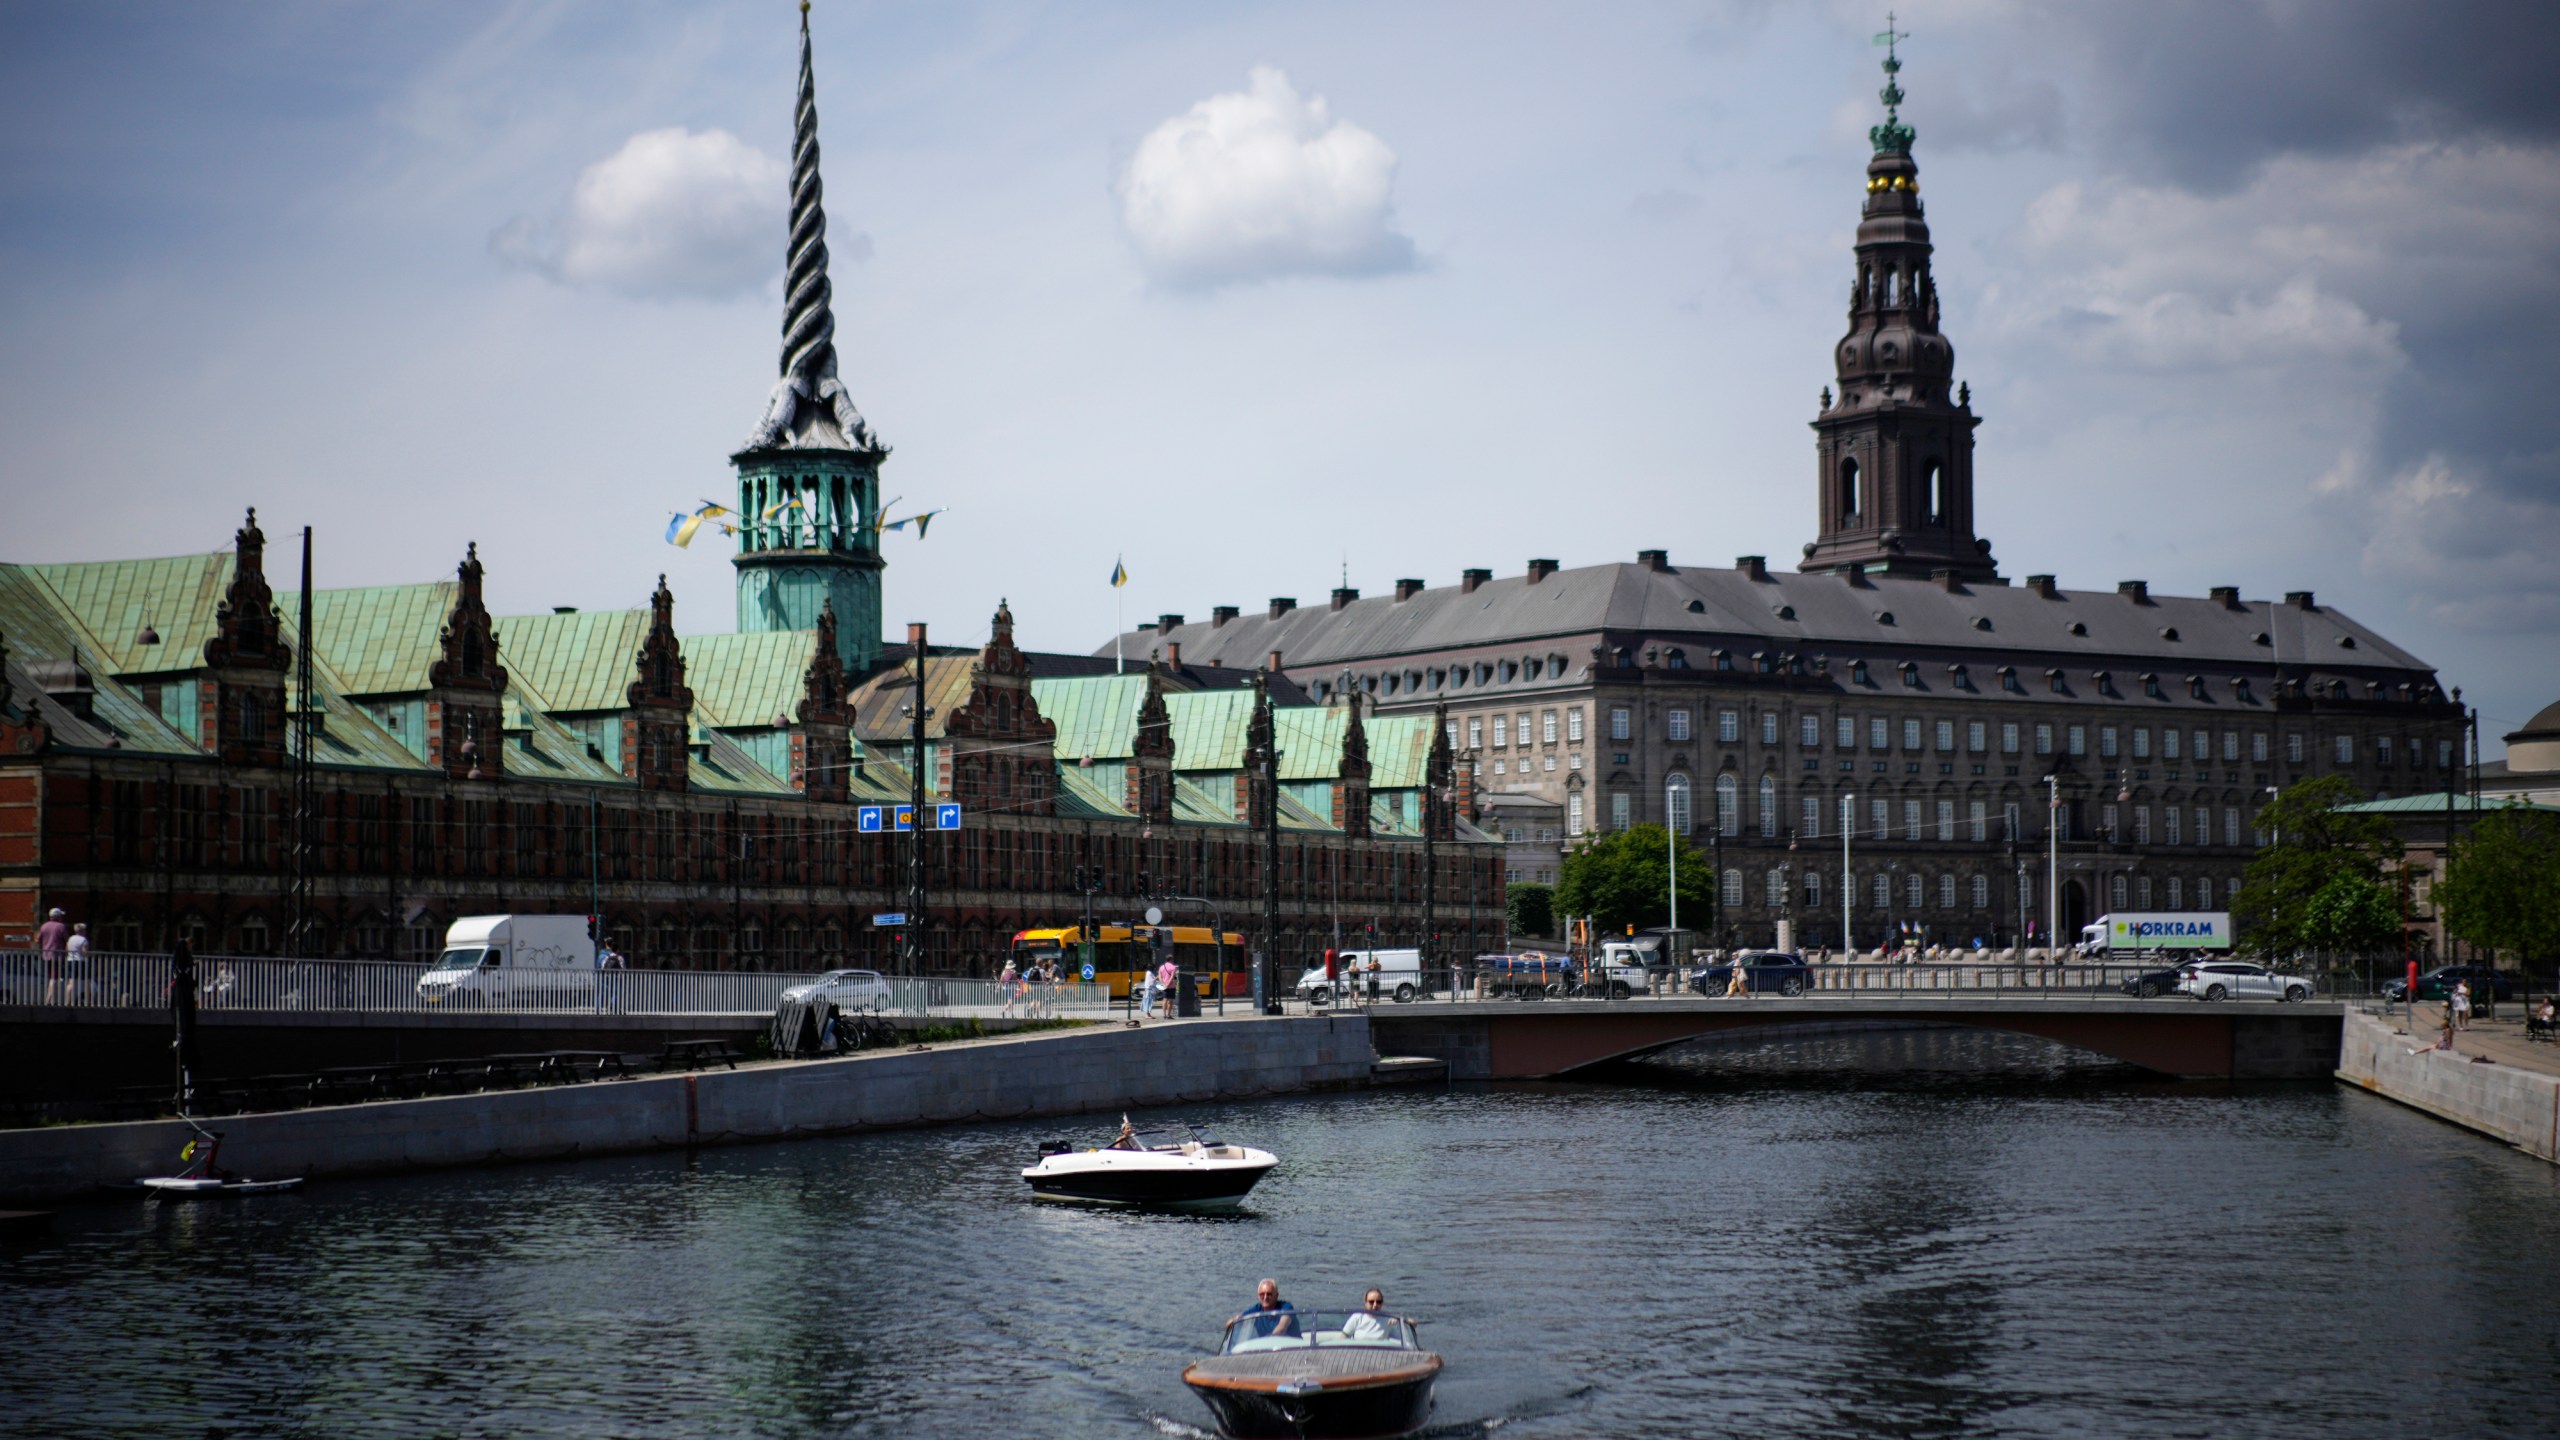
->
[1754,651,1775,674]
[2142,673,2162,699]
[1852,660,1872,686]
[1999,665,2022,694]
[2188,674,2208,700]
[1899,661,1920,689]
[1714,650,1734,672]
[2093,670,2115,696]
[1948,663,1970,690]
[1665,649,1689,670]
[2046,668,2066,695]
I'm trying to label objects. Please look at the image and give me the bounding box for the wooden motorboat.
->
[1021,1119,1275,1211]
[1183,1309,1441,1439]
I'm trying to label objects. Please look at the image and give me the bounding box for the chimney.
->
[1735,554,1768,580]
[1266,650,1285,673]
[1526,558,1559,584]
[1394,578,1424,601]
[2209,586,2242,609]
[1166,641,1181,669]
[907,621,928,649]
[1330,587,1359,612]
[1461,568,1491,594]
[2285,590,2317,610]
[1932,567,1967,593]
[1211,605,1239,627]
[2118,580,2151,603]
[1153,613,1183,634]
[29,658,95,720]
[1268,597,1296,619]
[1637,549,1669,573]
[2027,574,2060,599]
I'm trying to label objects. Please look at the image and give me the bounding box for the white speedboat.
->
[1022,1119,1276,1210]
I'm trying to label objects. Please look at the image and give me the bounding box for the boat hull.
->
[1184,1362,1439,1440]
[1023,1162,1271,1210]
[138,1176,304,1198]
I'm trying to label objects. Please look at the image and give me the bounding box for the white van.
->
[1294,949,1427,1005]
[417,915,598,1008]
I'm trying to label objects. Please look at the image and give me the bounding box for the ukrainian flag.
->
[1110,557,1128,588]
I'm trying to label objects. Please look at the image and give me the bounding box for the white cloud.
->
[491,127,813,300]
[1118,67,1417,291]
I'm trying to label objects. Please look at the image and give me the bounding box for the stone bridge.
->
[1367,997,2345,1081]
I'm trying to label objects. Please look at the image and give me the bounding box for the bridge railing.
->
[0,952,1108,1020]
[1390,959,2356,1003]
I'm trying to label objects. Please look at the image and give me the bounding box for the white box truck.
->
[417,914,598,1007]
[2078,912,2232,958]
[1295,948,1426,1004]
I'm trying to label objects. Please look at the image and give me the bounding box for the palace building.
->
[0,10,1508,971]
[1111,43,2470,949]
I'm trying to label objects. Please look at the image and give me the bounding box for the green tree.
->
[1506,882,1556,939]
[2440,804,2560,975]
[2233,776,2401,960]
[2300,871,2401,959]
[1555,825,1714,936]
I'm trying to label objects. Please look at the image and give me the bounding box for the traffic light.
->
[586,915,599,941]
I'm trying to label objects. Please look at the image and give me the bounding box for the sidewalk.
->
[2359,1002,2560,1078]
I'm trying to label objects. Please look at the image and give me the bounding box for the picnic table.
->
[660,1038,744,1071]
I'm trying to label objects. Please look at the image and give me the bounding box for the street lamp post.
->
[1841,792,1854,959]
[2045,773,2060,963]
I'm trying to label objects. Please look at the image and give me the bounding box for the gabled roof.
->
[290,582,459,697]
[22,551,237,676]
[1033,673,1149,762]
[686,630,819,729]
[495,609,651,713]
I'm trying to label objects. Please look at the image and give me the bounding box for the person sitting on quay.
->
[1236,1278,1299,1339]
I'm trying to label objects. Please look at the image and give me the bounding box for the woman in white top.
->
[1341,1289,1392,1341]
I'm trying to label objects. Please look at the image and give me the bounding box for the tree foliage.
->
[2440,804,2560,969]
[2233,776,2401,960]
[2300,872,2401,958]
[1506,882,1556,940]
[1555,825,1714,936]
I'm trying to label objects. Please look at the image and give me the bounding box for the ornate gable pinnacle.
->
[797,598,853,725]
[742,4,880,455]
[630,574,692,710]
[203,507,288,672]
[1132,660,1173,760]
[430,541,507,692]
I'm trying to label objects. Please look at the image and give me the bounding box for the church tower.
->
[1800,32,1998,584]
[732,2,887,672]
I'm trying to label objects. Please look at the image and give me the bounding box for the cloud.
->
[491,127,820,300]
[1117,66,1417,291]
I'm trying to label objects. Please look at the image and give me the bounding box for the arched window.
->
[1665,774,1692,834]
[1926,460,1947,524]
[1840,456,1862,518]
[1758,775,1778,836]
[1715,774,1739,836]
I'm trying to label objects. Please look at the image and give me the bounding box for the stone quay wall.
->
[0,1014,1374,1207]
[2336,1008,2560,1164]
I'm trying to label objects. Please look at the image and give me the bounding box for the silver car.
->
[2179,961,2312,1003]
[779,968,892,1009]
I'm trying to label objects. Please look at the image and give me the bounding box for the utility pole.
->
[1841,792,1854,958]
[904,622,931,972]
[2046,772,2061,959]
[287,525,316,958]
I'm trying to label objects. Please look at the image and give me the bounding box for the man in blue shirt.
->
[1236,1278,1299,1339]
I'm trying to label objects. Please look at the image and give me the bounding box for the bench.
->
[2527,1009,2558,1044]
[662,1038,744,1072]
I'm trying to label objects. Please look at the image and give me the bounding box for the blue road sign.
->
[892,804,914,832]
[857,806,884,833]
[1080,962,1095,981]
[936,803,963,831]
[872,912,907,927]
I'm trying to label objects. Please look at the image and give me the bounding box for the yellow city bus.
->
[1010,925,1249,1001]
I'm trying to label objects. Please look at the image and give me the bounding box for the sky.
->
[2,0,2555,752]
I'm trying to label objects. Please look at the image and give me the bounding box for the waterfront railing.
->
[0,952,1108,1021]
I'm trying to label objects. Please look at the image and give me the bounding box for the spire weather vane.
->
[1869,14,1915,155]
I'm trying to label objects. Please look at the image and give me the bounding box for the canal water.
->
[5,1033,2557,1439]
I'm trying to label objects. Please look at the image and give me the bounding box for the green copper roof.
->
[1164,689,1254,770]
[2337,792,2560,816]
[496,609,650,713]
[21,551,236,676]
[0,565,200,754]
[1366,713,1434,790]
[1055,765,1133,820]
[1270,705,1346,782]
[685,629,817,729]
[1032,674,1148,762]
[285,582,459,698]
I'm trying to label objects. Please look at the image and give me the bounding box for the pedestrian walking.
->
[64,922,91,1005]
[1140,963,1161,1020]
[1000,959,1019,1018]
[597,937,625,1012]
[36,907,69,1004]
[2451,979,2472,1032]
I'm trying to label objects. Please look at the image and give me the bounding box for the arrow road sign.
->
[936,803,963,831]
[857,806,884,833]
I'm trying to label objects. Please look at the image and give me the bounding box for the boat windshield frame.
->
[1218,1311,1420,1353]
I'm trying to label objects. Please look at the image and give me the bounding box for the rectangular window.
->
[1935,720,1955,751]
[1903,800,1923,841]
[1717,709,1738,742]
[2163,728,2182,761]
[2166,808,2182,846]
[1568,708,1585,742]
[1903,718,1923,750]
[2135,806,2153,845]
[2067,725,2087,757]
[2253,732,2270,763]
[2224,807,2240,846]
[1567,792,1584,835]
[2335,734,2354,764]
[2222,731,2240,762]
[1839,715,1857,748]
[2227,878,2242,906]
[2000,722,2019,756]
[2100,726,2120,759]
[1936,800,1955,841]
[1803,714,1822,746]
[1871,798,1889,837]
[1967,721,1986,753]
[2133,727,2152,760]
[2377,735,2394,765]
[1468,718,1483,749]
[1542,710,1558,744]
[2102,803,2121,841]
[2287,732,2305,764]
[1806,871,1823,907]
[1446,721,1459,751]
[1492,717,1507,748]
[1766,870,1785,906]
[1870,717,1890,750]
[1970,874,1989,909]
[1802,796,1821,838]
[2168,877,2183,909]
[1610,792,1630,830]
[1968,800,1987,842]
[2137,877,2154,909]
[1873,874,1891,909]
[1761,712,1779,745]
[1610,707,1631,741]
[2437,738,2453,768]
[1668,709,1692,742]
[2195,808,2211,847]
[1937,875,1955,909]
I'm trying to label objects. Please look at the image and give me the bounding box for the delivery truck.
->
[2077,911,2232,958]
[417,914,598,1008]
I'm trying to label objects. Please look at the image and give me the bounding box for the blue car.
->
[1471,952,1580,999]
[1690,951,1812,997]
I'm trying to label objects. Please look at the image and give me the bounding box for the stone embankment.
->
[2336,1008,2560,1164]
[0,1013,1374,1207]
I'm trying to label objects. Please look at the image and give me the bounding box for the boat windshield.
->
[1220,1310,1418,1353]
[1124,1128,1189,1151]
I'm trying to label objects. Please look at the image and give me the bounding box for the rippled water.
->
[6,1033,2559,1439]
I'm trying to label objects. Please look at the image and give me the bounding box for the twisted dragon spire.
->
[745,2,879,453]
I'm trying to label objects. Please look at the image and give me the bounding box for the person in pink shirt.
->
[36,907,70,1004]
